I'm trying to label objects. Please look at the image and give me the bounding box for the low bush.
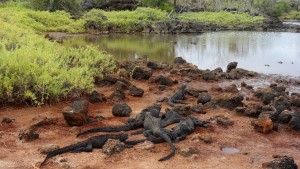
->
[0,6,115,105]
[83,7,169,32]
[0,7,85,33]
[281,10,300,19]
[177,11,264,28]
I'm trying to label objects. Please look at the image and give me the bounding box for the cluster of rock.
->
[26,57,298,167]
[236,82,300,134]
[62,57,300,135]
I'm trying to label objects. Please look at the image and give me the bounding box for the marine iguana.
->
[159,85,188,107]
[77,103,162,137]
[142,111,176,161]
[125,116,207,146]
[41,133,128,166]
[130,108,183,135]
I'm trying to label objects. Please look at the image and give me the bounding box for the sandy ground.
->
[1,67,300,169]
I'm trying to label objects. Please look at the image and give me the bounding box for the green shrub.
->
[0,7,85,33]
[141,0,174,12]
[271,1,290,17]
[0,7,115,105]
[83,7,169,32]
[281,10,300,19]
[178,11,264,28]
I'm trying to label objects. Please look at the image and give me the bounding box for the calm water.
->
[64,32,300,77]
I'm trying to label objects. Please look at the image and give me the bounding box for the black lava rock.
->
[112,103,132,117]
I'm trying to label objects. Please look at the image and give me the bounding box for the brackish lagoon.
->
[64,31,300,77]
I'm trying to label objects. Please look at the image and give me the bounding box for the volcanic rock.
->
[197,92,211,104]
[129,85,144,97]
[112,102,132,117]
[102,139,126,155]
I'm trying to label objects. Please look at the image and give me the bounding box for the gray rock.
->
[179,147,199,157]
[226,62,238,73]
[132,67,152,80]
[154,75,174,86]
[202,71,216,81]
[211,93,244,110]
[109,90,126,103]
[62,104,88,127]
[71,100,89,115]
[18,129,39,142]
[2,117,14,124]
[262,155,298,169]
[278,110,293,124]
[129,85,144,97]
[174,57,187,64]
[102,139,126,155]
[235,107,260,117]
[191,103,204,114]
[172,105,192,116]
[224,84,239,93]
[89,91,106,103]
[185,88,207,97]
[291,95,300,107]
[289,112,300,131]
[197,92,211,104]
[112,102,132,117]
[115,80,129,91]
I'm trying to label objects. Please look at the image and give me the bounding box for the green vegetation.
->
[0,5,115,105]
[83,7,169,32]
[178,11,265,28]
[31,0,83,16]
[141,0,174,12]
[0,6,85,33]
[271,1,290,17]
[281,10,300,19]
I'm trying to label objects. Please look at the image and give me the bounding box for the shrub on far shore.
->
[83,7,169,32]
[281,10,300,20]
[177,11,265,28]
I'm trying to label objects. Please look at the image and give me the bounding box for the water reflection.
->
[63,32,300,77]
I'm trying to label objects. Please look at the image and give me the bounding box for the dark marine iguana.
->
[130,108,183,135]
[77,103,162,137]
[41,133,128,166]
[142,111,176,161]
[159,84,188,107]
[125,116,207,146]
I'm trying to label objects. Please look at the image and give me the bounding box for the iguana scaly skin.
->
[126,116,207,146]
[77,104,162,137]
[159,85,188,107]
[131,108,183,135]
[143,112,176,161]
[41,133,128,166]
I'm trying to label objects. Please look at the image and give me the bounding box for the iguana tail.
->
[157,131,176,161]
[77,125,134,137]
[40,141,86,166]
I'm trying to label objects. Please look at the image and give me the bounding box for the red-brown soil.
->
[1,66,300,169]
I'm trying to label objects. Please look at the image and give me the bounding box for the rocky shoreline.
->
[84,16,300,34]
[1,58,300,169]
